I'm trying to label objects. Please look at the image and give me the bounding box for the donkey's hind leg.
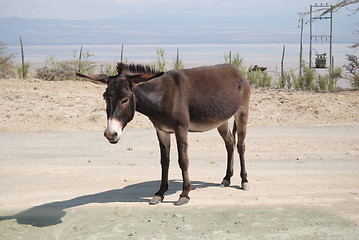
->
[234,110,249,190]
[217,121,235,187]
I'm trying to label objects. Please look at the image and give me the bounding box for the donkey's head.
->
[76,63,163,144]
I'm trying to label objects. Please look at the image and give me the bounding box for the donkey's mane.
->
[117,63,158,75]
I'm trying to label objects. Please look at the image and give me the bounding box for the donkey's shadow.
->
[0,180,217,227]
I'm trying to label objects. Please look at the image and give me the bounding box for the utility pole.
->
[299,18,304,77]
[19,36,25,79]
[309,3,333,70]
[309,5,313,68]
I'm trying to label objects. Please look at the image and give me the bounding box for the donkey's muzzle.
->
[104,118,123,144]
[104,130,120,144]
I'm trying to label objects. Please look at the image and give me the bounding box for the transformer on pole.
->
[309,3,333,69]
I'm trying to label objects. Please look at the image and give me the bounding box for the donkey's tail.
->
[232,120,237,145]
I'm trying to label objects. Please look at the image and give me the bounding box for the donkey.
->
[76,63,250,206]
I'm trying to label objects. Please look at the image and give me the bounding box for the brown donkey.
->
[76,63,250,206]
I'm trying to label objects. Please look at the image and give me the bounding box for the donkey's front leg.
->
[174,127,191,206]
[149,130,171,205]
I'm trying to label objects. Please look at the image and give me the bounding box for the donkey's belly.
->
[188,119,228,132]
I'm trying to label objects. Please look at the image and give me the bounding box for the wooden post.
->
[78,45,83,73]
[121,44,124,62]
[281,45,286,87]
[176,48,179,66]
[19,36,25,79]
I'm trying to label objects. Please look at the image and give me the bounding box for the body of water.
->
[7,43,354,71]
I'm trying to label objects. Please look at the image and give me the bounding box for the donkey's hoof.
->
[149,195,163,205]
[174,196,190,206]
[219,179,231,188]
[242,182,249,191]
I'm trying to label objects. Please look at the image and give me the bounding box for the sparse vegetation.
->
[0,42,16,78]
[247,68,272,88]
[224,52,272,88]
[172,49,184,70]
[221,51,342,90]
[16,62,31,79]
[300,65,316,90]
[155,48,167,72]
[35,48,95,81]
[224,52,246,73]
[345,54,359,88]
[74,47,95,74]
[35,56,75,81]
[279,70,291,89]
[1,42,348,90]
[99,63,118,76]
[283,65,342,91]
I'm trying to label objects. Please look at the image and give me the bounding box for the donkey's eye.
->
[121,98,129,104]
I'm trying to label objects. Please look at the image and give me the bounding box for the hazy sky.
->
[0,0,357,44]
[0,0,355,21]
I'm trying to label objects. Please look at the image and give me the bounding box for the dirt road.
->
[1,126,358,239]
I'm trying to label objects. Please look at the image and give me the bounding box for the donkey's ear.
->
[76,73,109,85]
[127,72,164,85]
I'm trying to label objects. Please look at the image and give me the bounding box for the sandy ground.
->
[0,78,359,239]
[1,78,358,131]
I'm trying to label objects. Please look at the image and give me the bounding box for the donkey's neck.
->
[133,82,164,117]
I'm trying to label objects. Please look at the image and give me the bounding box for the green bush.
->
[223,52,273,88]
[247,68,272,88]
[290,66,316,90]
[290,69,302,90]
[286,65,342,91]
[155,48,167,72]
[279,70,291,89]
[172,59,184,70]
[172,49,184,70]
[16,62,31,78]
[327,67,342,91]
[302,65,316,90]
[224,52,246,73]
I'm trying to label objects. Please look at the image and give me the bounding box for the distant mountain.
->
[0,15,354,45]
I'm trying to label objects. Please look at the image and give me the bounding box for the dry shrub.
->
[35,61,77,81]
[0,43,16,78]
[35,49,95,81]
